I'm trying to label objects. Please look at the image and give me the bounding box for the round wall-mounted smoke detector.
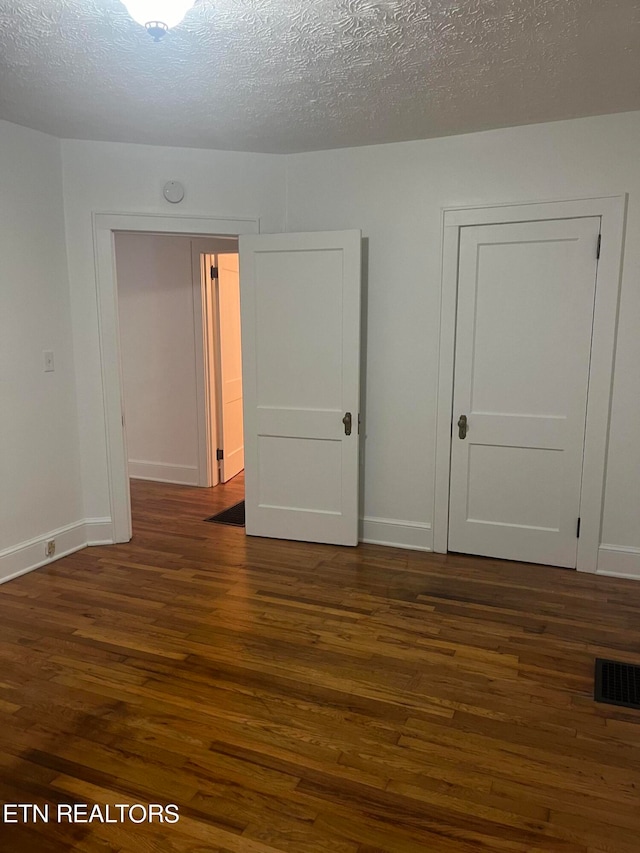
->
[163,181,185,203]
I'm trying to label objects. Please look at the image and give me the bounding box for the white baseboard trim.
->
[84,517,115,546]
[128,459,199,486]
[597,544,640,579]
[361,516,433,551]
[0,517,114,585]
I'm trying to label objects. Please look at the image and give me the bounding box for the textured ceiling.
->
[0,0,638,154]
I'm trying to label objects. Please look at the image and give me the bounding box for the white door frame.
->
[93,212,259,543]
[433,196,627,573]
[197,249,219,489]
[190,242,232,489]
[192,242,240,488]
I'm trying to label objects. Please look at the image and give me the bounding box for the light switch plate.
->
[44,350,55,372]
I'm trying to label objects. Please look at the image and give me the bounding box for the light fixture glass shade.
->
[121,0,196,30]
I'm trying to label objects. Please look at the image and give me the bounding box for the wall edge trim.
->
[0,518,115,585]
[128,459,199,486]
[360,516,433,552]
[597,544,640,579]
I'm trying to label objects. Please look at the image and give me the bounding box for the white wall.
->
[286,111,640,571]
[116,234,200,485]
[0,120,85,580]
[61,140,286,523]
[55,112,640,577]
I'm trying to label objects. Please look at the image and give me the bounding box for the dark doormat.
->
[204,501,245,527]
[594,658,640,710]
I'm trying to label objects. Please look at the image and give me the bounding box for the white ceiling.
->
[0,0,638,154]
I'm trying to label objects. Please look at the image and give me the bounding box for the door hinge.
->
[357,414,361,435]
[216,448,224,461]
[596,234,601,260]
[211,265,218,279]
[576,517,581,538]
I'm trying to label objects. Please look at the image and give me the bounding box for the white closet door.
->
[240,231,361,546]
[449,217,600,567]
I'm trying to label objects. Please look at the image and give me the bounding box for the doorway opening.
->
[113,231,244,522]
[95,215,362,548]
[92,211,259,544]
[200,248,245,488]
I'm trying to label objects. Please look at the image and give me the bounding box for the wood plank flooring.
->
[1,476,640,851]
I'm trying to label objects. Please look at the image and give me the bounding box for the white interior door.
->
[240,230,361,546]
[449,217,600,568]
[216,253,244,482]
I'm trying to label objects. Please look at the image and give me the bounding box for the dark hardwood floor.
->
[1,475,640,851]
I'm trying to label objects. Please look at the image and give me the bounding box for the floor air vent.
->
[594,658,640,710]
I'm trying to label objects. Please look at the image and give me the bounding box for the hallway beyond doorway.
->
[130,471,244,539]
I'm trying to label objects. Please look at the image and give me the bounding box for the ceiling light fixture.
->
[121,0,197,41]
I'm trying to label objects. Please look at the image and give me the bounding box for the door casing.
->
[433,196,626,573]
[93,212,259,543]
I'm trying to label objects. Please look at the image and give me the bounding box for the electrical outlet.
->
[45,540,56,557]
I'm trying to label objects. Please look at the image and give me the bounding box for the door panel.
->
[449,217,600,567]
[217,253,244,482]
[255,251,343,409]
[240,230,361,546]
